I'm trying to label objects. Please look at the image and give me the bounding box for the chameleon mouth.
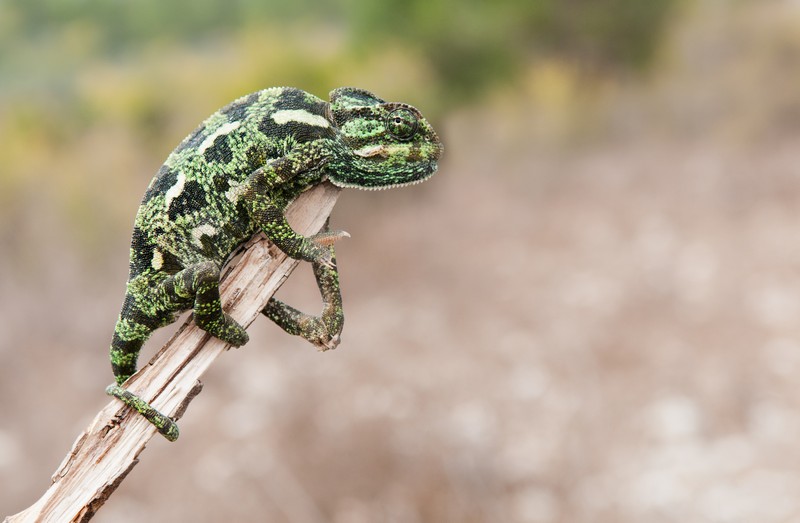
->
[329,161,438,191]
[331,141,442,190]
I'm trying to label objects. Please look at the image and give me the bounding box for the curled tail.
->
[105,383,179,441]
[107,292,180,441]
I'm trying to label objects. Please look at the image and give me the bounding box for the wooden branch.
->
[4,182,341,523]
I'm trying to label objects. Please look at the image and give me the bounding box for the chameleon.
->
[104,87,442,441]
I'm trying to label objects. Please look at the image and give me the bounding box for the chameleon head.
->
[327,87,443,190]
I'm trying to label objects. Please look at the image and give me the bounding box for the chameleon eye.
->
[386,108,418,141]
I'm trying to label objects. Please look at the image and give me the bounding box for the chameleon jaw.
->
[328,169,437,191]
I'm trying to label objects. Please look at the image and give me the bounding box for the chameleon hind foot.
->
[172,262,250,347]
[199,312,249,347]
[106,384,180,442]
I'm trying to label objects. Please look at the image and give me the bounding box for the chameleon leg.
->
[263,245,344,351]
[174,261,249,346]
[242,150,341,268]
[248,194,338,268]
[107,262,248,441]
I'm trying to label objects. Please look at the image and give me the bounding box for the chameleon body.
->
[106,87,442,441]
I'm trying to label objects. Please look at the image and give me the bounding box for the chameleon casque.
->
[105,87,443,441]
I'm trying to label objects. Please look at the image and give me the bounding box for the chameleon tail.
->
[109,291,160,383]
[105,384,179,442]
[106,295,180,441]
[109,324,148,386]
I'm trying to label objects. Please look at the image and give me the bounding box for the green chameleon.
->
[105,87,443,441]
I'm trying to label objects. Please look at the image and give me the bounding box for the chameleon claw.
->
[106,384,180,442]
[308,246,336,269]
[304,230,347,268]
[318,256,336,270]
[319,333,341,351]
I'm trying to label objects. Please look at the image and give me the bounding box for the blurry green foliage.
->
[0,0,678,255]
[345,0,678,101]
[2,0,678,103]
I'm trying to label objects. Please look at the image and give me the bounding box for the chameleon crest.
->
[105,87,442,440]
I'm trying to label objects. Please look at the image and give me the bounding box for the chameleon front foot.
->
[302,230,350,269]
[106,384,180,442]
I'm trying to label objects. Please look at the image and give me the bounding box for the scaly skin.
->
[106,87,443,441]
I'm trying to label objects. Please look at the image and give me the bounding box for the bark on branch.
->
[4,182,341,523]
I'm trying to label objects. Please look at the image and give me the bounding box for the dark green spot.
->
[167,180,204,220]
[203,135,233,163]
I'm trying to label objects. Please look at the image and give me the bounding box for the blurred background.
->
[2,0,800,521]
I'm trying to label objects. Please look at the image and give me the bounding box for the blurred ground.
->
[3,1,800,522]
